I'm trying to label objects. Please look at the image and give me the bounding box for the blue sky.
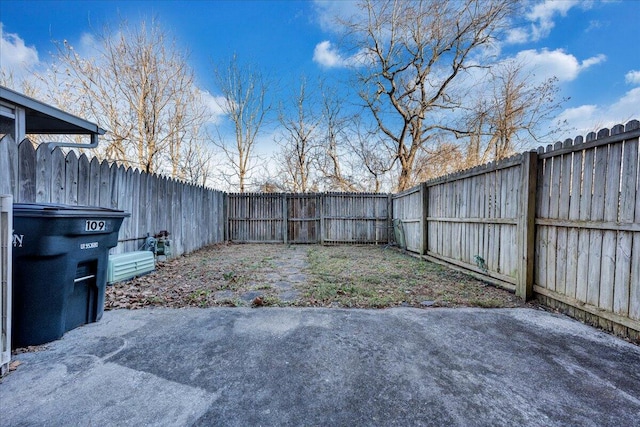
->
[1,0,639,149]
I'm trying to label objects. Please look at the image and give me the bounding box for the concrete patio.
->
[1,307,639,426]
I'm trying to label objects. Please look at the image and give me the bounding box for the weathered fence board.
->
[287,194,319,243]
[35,144,51,203]
[322,193,390,244]
[613,133,637,316]
[77,154,90,205]
[393,186,424,253]
[575,142,594,303]
[546,141,562,293]
[536,145,552,291]
[51,148,65,204]
[534,121,640,333]
[227,193,286,243]
[65,151,79,205]
[17,139,35,203]
[565,139,582,301]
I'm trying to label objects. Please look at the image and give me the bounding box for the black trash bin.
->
[11,203,129,348]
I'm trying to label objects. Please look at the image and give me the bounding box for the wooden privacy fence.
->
[227,192,391,244]
[393,120,640,335]
[0,136,225,256]
[534,122,640,333]
[394,153,534,293]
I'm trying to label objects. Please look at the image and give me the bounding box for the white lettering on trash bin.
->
[12,231,24,248]
[80,242,99,250]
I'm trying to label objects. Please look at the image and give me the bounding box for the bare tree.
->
[314,82,361,192]
[344,0,516,191]
[1,71,72,146]
[178,137,216,187]
[275,77,321,193]
[166,88,211,179]
[49,18,209,175]
[462,60,565,167]
[213,54,271,192]
[348,119,396,193]
[0,70,39,99]
[413,141,466,182]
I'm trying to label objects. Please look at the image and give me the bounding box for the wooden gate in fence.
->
[227,193,391,244]
[287,194,320,243]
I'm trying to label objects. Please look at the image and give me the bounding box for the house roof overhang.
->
[0,86,105,136]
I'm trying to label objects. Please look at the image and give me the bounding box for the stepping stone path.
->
[239,245,309,304]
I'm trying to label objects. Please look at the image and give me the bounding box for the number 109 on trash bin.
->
[85,220,106,231]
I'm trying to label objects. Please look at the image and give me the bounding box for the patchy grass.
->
[105,243,527,310]
[303,246,523,309]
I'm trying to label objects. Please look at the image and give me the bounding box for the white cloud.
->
[515,49,605,83]
[580,54,606,69]
[527,0,579,40]
[585,20,603,32]
[505,28,529,44]
[506,0,582,44]
[200,91,227,124]
[608,87,640,121]
[312,40,368,69]
[313,40,345,68]
[625,70,640,85]
[0,23,40,79]
[312,1,360,34]
[556,105,598,132]
[556,88,640,135]
[79,32,100,52]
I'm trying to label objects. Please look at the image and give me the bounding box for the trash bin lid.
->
[13,203,130,218]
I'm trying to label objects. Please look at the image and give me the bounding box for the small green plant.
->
[217,298,240,307]
[146,295,165,305]
[186,289,211,306]
[366,294,396,308]
[261,295,281,306]
[474,255,488,273]
[223,271,237,281]
[470,298,503,308]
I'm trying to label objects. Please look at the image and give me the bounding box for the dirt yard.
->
[105,243,528,310]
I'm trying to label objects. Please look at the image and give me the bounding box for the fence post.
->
[319,193,325,245]
[517,151,538,300]
[282,193,288,244]
[421,183,428,255]
[388,194,393,245]
[223,192,229,242]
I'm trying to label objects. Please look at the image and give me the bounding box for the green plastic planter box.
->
[11,203,129,348]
